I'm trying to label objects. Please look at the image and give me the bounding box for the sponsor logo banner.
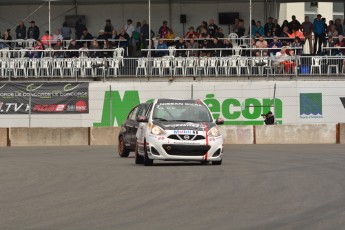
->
[300,93,323,119]
[0,83,89,114]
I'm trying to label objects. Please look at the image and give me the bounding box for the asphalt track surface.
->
[1,145,345,230]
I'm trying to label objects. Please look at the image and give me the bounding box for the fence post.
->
[109,85,112,127]
[29,85,32,128]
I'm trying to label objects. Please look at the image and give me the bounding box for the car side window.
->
[129,107,139,120]
[138,105,148,117]
[145,103,153,117]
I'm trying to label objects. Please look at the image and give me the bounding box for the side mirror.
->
[137,115,148,123]
[215,117,224,125]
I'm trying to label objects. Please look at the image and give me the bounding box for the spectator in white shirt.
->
[125,19,135,56]
[52,29,64,45]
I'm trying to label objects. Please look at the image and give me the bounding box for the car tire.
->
[135,143,144,164]
[212,159,222,165]
[143,142,153,166]
[118,135,130,157]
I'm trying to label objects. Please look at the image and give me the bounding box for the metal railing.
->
[1,47,345,81]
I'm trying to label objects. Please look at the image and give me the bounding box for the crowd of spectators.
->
[1,15,345,59]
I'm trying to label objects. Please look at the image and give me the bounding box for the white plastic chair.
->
[151,57,163,76]
[228,55,239,75]
[108,58,122,77]
[327,58,339,75]
[26,39,36,48]
[39,57,51,76]
[167,46,176,57]
[310,57,322,75]
[63,58,74,76]
[228,33,239,46]
[218,57,230,76]
[5,59,16,77]
[238,57,250,75]
[195,57,207,76]
[51,58,64,77]
[161,56,173,76]
[27,59,39,77]
[233,46,242,56]
[185,57,197,76]
[206,57,218,76]
[136,58,148,77]
[174,57,185,76]
[83,58,95,76]
[16,58,28,77]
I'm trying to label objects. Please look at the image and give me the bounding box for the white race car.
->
[135,98,224,166]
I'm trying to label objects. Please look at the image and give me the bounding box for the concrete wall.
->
[256,124,336,144]
[340,124,345,144]
[1,124,343,147]
[221,126,253,144]
[0,128,8,147]
[91,127,120,145]
[10,128,89,146]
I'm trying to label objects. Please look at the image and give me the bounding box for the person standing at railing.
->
[236,19,246,39]
[125,19,135,56]
[116,29,130,52]
[89,39,100,58]
[52,29,64,46]
[334,35,345,56]
[97,30,107,48]
[15,20,26,40]
[272,46,288,74]
[155,38,168,57]
[27,20,40,40]
[2,29,12,47]
[288,15,301,34]
[41,31,52,46]
[231,18,239,34]
[104,19,114,39]
[268,36,282,57]
[264,17,274,37]
[301,16,313,54]
[291,37,303,56]
[313,14,326,55]
[335,19,343,36]
[185,26,199,39]
[79,28,93,48]
[175,37,187,57]
[207,18,218,38]
[222,39,233,57]
[320,36,336,56]
[28,40,44,58]
[187,38,199,57]
[66,39,79,58]
[253,21,264,36]
[158,21,170,39]
[273,19,282,36]
[53,39,64,58]
[61,22,71,40]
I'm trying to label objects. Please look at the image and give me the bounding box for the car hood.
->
[153,121,216,131]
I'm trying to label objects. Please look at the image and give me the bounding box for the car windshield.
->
[152,100,212,122]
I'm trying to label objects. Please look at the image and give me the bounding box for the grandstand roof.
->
[0,0,343,5]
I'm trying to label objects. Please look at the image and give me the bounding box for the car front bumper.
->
[145,133,223,162]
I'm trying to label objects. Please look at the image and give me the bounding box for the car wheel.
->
[118,135,130,157]
[143,142,153,166]
[135,143,144,164]
[212,159,222,165]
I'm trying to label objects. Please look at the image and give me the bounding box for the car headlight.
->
[151,125,166,135]
[208,127,220,137]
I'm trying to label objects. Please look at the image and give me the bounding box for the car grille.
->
[167,134,205,141]
[162,144,211,156]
